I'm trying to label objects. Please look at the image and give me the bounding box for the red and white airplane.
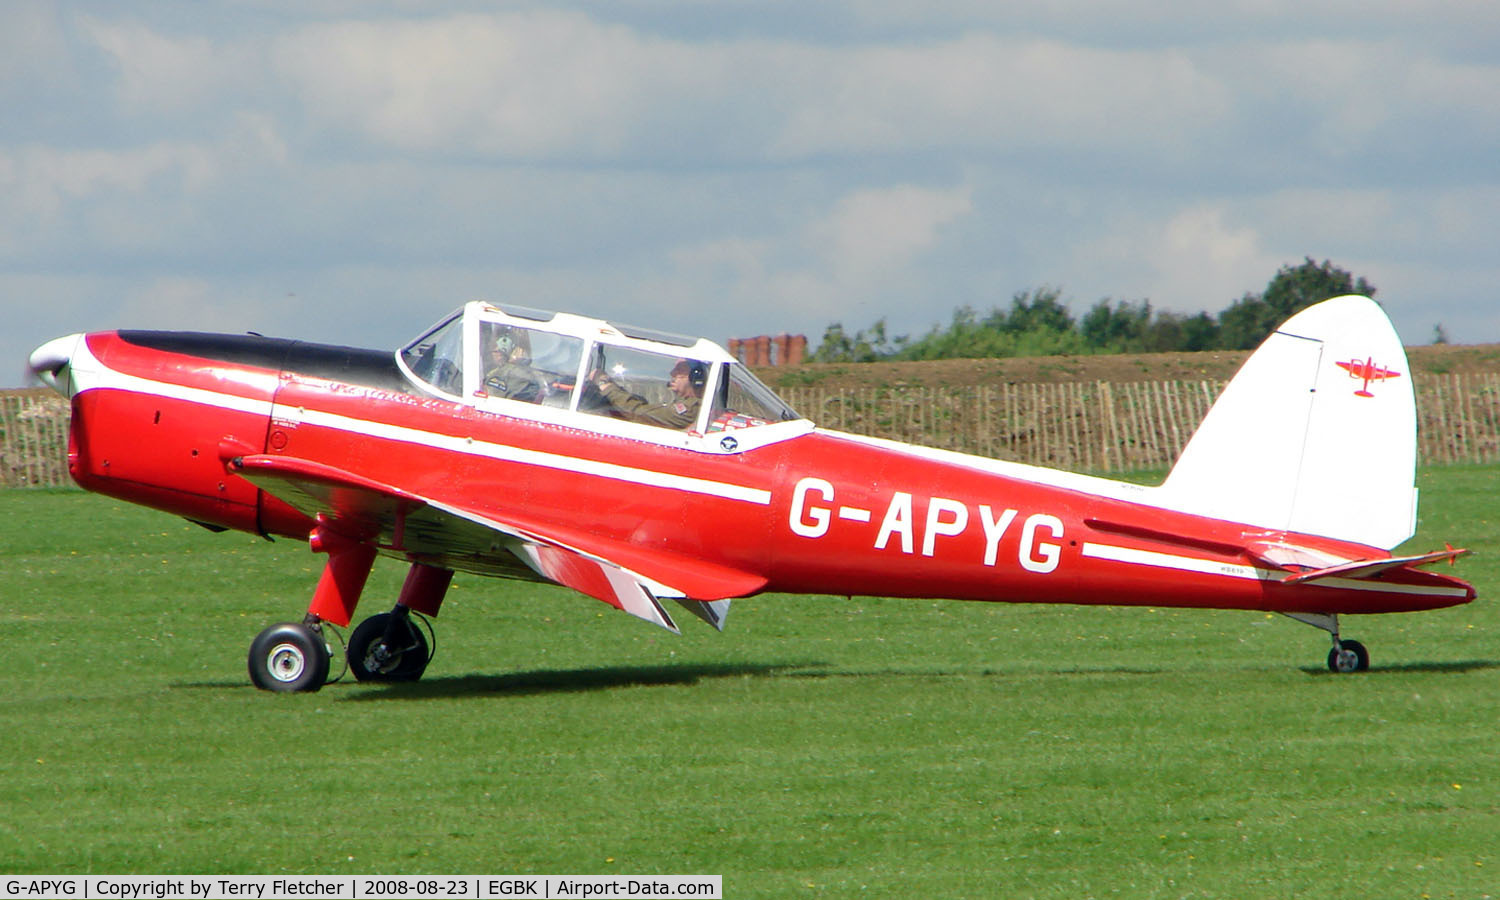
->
[28,295,1474,690]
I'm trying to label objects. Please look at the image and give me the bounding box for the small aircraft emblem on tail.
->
[1336,357,1402,397]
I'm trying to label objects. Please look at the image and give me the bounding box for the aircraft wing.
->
[228,454,762,632]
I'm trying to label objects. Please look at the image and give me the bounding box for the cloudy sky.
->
[6,1,1499,385]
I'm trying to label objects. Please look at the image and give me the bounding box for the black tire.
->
[347,612,430,683]
[248,622,330,692]
[1327,639,1370,673]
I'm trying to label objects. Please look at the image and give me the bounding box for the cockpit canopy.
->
[397,301,803,443]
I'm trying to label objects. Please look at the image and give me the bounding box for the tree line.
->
[810,258,1380,362]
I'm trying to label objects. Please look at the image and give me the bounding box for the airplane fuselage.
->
[60,329,1473,622]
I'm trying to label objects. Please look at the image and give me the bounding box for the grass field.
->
[2,467,1498,898]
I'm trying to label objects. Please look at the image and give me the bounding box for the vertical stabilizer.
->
[1157,295,1417,549]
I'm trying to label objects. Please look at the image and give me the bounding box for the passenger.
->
[483,328,546,403]
[590,358,705,429]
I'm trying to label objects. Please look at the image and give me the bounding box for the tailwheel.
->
[248,621,331,692]
[1327,638,1370,674]
[1282,613,1371,674]
[348,609,432,683]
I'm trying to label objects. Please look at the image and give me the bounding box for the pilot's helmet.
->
[492,329,517,358]
[671,359,708,393]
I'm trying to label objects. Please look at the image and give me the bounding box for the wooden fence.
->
[1,390,71,488]
[4,373,1499,487]
[782,373,1500,472]
[1419,373,1500,465]
[780,381,1224,472]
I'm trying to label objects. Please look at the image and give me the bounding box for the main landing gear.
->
[1283,612,1371,673]
[248,618,331,692]
[347,608,433,682]
[247,523,453,692]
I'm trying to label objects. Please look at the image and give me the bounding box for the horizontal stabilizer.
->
[1281,547,1471,585]
[1245,540,1351,572]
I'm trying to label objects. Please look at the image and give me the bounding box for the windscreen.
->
[706,364,801,431]
[400,313,466,397]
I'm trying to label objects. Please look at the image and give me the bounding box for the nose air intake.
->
[29,334,82,395]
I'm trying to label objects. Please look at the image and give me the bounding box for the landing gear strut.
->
[1283,612,1370,673]
[246,529,454,692]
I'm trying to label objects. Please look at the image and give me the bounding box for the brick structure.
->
[728,333,807,367]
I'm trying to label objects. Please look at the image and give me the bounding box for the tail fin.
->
[1156,295,1417,549]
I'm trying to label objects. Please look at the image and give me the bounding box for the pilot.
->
[483,328,546,403]
[590,358,706,429]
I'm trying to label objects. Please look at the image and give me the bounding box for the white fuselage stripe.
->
[290,404,773,504]
[1082,542,1272,582]
[1081,542,1469,598]
[72,339,279,418]
[74,351,772,506]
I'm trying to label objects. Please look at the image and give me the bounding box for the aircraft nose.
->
[29,333,83,396]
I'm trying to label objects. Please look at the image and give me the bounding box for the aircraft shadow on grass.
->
[341,661,1215,700]
[779,665,1174,679]
[338,661,828,701]
[174,661,1158,695]
[173,656,1500,696]
[1299,658,1500,676]
[338,655,1500,696]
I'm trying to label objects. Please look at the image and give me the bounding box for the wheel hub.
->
[365,643,400,674]
[267,642,308,682]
